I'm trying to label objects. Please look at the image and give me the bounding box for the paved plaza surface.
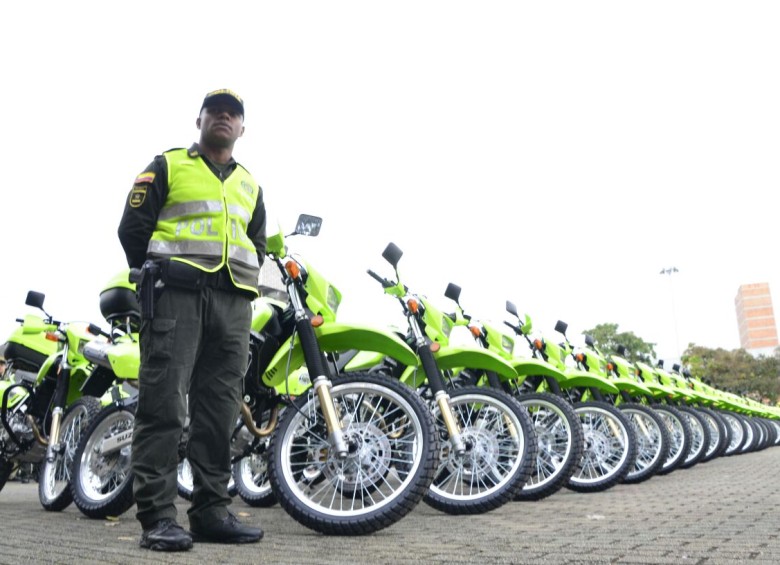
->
[1,445,779,565]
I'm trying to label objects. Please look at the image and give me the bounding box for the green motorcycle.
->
[0,291,106,511]
[441,284,584,502]
[508,316,637,493]
[364,243,537,514]
[70,215,440,536]
[575,339,670,484]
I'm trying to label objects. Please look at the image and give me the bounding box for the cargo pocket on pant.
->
[143,318,177,362]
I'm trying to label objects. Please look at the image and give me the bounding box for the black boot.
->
[140,519,193,551]
[190,511,263,544]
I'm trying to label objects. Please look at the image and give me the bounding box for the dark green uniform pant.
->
[131,284,251,529]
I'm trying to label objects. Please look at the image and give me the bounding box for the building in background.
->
[734,282,778,355]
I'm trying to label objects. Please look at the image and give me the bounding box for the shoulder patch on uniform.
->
[135,172,156,184]
[129,185,147,208]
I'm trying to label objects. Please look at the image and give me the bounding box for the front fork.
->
[45,361,71,463]
[415,339,466,456]
[289,288,349,459]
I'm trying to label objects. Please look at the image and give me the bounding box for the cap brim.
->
[201,94,244,116]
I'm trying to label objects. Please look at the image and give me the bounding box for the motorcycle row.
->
[1,214,777,537]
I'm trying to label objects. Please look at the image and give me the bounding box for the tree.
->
[581,323,657,362]
[684,345,780,404]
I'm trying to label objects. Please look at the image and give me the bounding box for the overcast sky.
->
[1,1,778,365]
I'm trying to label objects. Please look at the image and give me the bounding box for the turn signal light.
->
[45,332,58,342]
[469,325,481,338]
[285,260,300,279]
[430,342,440,352]
[407,299,419,314]
[533,339,543,351]
[311,315,324,328]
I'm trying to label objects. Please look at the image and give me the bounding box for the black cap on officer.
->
[200,89,244,118]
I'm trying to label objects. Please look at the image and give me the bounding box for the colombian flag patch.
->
[135,172,156,184]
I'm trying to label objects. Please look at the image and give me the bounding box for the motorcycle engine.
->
[0,410,32,451]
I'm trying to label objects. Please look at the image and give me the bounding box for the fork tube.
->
[413,333,465,455]
[46,350,71,462]
[289,286,348,459]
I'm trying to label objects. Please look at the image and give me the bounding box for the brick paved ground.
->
[0,444,778,565]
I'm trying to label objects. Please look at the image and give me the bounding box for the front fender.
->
[315,323,419,367]
[433,345,516,380]
[511,357,568,383]
[262,321,419,389]
[560,369,620,394]
[610,377,654,397]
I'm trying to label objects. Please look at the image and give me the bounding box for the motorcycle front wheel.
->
[70,402,136,519]
[268,373,438,535]
[233,441,277,507]
[718,410,747,456]
[654,405,692,474]
[425,386,536,514]
[677,406,710,469]
[39,396,102,511]
[567,401,636,493]
[513,392,583,501]
[620,403,669,484]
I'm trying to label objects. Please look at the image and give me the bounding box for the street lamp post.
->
[659,267,680,362]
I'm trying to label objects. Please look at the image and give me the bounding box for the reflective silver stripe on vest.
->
[158,200,224,221]
[148,239,224,257]
[227,204,251,225]
[229,244,259,268]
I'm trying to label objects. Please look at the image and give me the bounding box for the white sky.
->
[1,1,778,365]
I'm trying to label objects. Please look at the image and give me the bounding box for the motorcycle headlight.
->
[327,285,340,314]
[501,335,514,354]
[441,315,453,339]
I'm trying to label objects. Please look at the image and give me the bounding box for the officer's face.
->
[197,104,245,149]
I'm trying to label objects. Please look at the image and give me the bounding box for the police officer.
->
[118,89,265,552]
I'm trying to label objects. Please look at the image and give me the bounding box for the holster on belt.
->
[130,260,163,320]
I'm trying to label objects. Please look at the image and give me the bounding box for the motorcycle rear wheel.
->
[269,373,438,535]
[176,457,238,501]
[70,403,136,519]
[39,396,102,511]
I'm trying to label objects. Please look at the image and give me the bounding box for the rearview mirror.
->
[584,334,595,347]
[444,283,461,303]
[382,242,403,268]
[294,214,322,236]
[25,291,45,310]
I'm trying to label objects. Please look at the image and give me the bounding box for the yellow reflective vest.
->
[147,148,261,295]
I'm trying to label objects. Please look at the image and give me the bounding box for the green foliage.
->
[581,323,657,362]
[684,345,780,404]
[585,322,780,404]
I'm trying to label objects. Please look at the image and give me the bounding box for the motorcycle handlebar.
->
[366,269,394,289]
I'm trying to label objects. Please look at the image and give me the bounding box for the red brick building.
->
[734,282,778,352]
